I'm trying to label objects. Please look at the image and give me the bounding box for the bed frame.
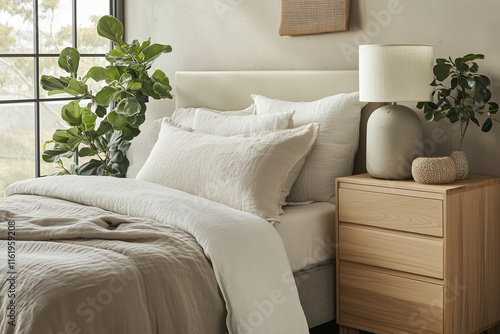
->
[174,70,382,328]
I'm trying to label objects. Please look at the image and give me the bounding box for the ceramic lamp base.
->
[366,104,423,180]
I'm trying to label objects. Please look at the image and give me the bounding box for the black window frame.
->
[0,0,124,177]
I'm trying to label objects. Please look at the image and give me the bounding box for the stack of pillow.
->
[136,92,366,223]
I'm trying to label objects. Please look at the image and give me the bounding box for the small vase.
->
[450,151,469,180]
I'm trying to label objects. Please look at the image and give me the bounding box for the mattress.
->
[274,202,336,272]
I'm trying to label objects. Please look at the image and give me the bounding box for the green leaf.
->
[427,102,439,110]
[416,102,425,109]
[94,121,113,138]
[119,73,133,87]
[436,58,448,64]
[129,82,142,90]
[424,110,434,122]
[95,86,122,107]
[142,44,172,62]
[58,47,80,76]
[95,105,107,117]
[476,75,491,87]
[78,159,104,176]
[97,15,123,43]
[462,54,484,62]
[61,101,83,126]
[78,147,95,157]
[488,102,499,115]
[470,116,480,127]
[82,111,97,132]
[108,110,128,130]
[433,63,452,81]
[482,118,493,132]
[41,75,67,92]
[450,77,458,90]
[65,78,86,95]
[122,97,140,116]
[470,63,479,73]
[84,66,118,83]
[52,128,78,144]
[42,148,73,163]
[139,38,151,52]
[109,149,124,163]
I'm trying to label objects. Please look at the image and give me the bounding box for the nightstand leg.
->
[339,325,360,334]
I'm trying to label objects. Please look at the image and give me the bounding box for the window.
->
[0,0,124,196]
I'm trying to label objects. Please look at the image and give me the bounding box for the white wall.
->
[125,0,500,178]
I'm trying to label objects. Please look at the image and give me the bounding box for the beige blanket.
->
[0,176,309,334]
[0,194,226,334]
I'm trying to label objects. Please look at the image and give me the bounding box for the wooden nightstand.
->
[335,174,500,334]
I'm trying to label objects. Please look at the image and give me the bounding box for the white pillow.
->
[171,105,255,128]
[193,109,297,211]
[193,108,293,136]
[252,92,366,203]
[136,118,319,223]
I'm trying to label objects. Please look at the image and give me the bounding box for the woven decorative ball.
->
[450,150,469,180]
[412,156,456,184]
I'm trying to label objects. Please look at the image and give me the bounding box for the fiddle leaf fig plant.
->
[41,15,172,176]
[416,54,498,151]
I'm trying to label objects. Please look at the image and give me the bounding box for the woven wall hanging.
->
[279,0,351,36]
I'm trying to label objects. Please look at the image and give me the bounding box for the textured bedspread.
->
[0,176,308,334]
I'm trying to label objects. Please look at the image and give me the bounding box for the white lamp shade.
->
[359,44,434,102]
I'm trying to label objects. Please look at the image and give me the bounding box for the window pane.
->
[40,101,74,176]
[0,1,34,54]
[0,57,34,100]
[39,0,72,54]
[0,103,35,196]
[77,0,109,53]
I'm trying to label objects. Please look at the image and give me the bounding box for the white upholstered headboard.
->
[174,70,382,174]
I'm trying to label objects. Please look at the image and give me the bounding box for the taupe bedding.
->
[0,176,309,334]
[0,194,226,334]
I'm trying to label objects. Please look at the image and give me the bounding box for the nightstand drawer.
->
[339,265,443,334]
[339,225,443,278]
[338,188,443,236]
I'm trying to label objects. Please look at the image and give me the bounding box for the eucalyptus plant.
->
[41,15,172,176]
[416,54,498,151]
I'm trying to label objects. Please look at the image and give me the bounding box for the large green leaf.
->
[462,54,484,62]
[97,15,123,43]
[79,159,105,176]
[58,47,80,76]
[84,66,118,83]
[61,101,83,126]
[64,78,86,96]
[40,75,67,93]
[108,110,128,130]
[482,118,493,132]
[78,147,95,157]
[42,148,73,163]
[123,97,141,116]
[433,63,452,82]
[142,44,172,62]
[95,86,122,107]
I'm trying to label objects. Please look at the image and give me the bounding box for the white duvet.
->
[1,176,308,334]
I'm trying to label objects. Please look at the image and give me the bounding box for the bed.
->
[173,70,381,328]
[0,70,381,333]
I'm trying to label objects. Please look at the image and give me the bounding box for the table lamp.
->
[359,44,434,180]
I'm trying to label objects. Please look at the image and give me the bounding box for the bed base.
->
[294,261,335,328]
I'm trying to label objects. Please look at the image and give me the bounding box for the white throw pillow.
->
[171,105,255,128]
[193,108,293,136]
[252,92,366,203]
[136,118,319,223]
